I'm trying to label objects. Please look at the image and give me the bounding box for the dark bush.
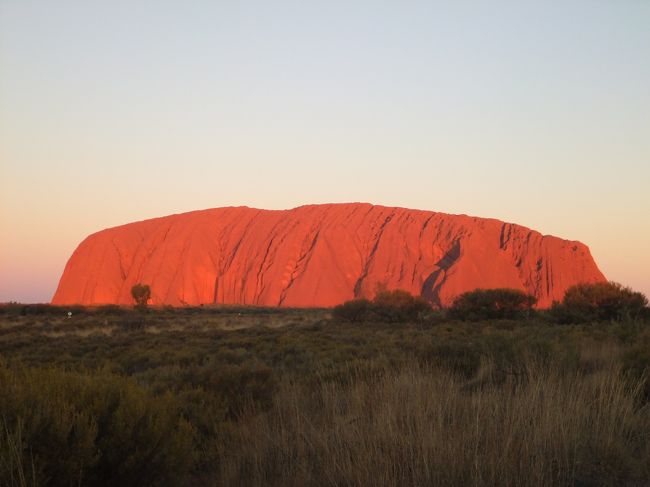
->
[642,306,650,322]
[333,290,431,323]
[0,365,195,487]
[372,289,431,322]
[131,284,151,311]
[448,288,537,320]
[332,299,373,322]
[552,282,648,323]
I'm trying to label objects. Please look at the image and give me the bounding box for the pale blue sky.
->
[1,0,649,302]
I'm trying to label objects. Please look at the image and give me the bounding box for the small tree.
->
[131,284,151,310]
[553,281,647,323]
[448,288,537,321]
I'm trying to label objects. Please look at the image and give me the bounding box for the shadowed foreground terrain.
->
[1,305,649,486]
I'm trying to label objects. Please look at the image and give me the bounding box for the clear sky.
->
[1,0,649,303]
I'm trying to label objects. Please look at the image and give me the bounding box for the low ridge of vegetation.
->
[333,288,431,323]
[448,288,537,320]
[0,282,648,486]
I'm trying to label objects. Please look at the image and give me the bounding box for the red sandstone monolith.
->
[52,203,606,308]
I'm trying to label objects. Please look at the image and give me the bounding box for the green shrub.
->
[552,282,648,323]
[332,299,373,322]
[372,289,431,322]
[448,288,537,320]
[0,365,195,487]
[333,290,431,323]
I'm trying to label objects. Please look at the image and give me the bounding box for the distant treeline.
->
[334,281,648,323]
[3,281,647,325]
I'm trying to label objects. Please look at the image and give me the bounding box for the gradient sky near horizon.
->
[1,0,649,303]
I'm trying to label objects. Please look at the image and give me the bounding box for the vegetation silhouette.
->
[333,289,431,323]
[448,288,537,321]
[131,284,151,311]
[551,281,648,323]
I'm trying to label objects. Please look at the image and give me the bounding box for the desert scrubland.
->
[1,302,649,486]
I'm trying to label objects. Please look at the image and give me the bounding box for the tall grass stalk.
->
[218,361,649,486]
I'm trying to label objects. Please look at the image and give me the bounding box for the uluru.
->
[52,203,606,308]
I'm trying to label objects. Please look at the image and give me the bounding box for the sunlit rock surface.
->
[52,203,606,308]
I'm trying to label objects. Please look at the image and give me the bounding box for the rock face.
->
[52,203,606,308]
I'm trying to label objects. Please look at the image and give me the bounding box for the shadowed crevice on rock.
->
[421,240,462,307]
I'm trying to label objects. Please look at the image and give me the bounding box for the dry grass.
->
[1,305,648,486]
[0,307,329,339]
[219,359,650,487]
